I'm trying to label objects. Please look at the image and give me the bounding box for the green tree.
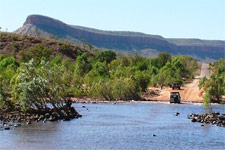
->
[133,71,150,92]
[199,59,225,106]
[10,59,78,117]
[97,50,117,64]
[74,53,92,76]
[158,52,171,67]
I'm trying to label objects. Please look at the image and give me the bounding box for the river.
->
[0,102,225,150]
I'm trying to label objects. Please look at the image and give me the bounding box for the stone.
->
[4,126,10,130]
[215,112,220,115]
[45,113,50,119]
[191,118,197,122]
[26,120,31,125]
[14,123,21,127]
[175,112,180,116]
[38,115,44,121]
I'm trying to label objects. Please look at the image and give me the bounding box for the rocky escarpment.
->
[19,15,176,52]
[15,15,225,61]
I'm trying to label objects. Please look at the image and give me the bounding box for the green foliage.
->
[75,53,91,76]
[203,91,212,112]
[158,52,171,67]
[0,76,9,110]
[0,56,19,71]
[136,60,148,71]
[93,62,109,77]
[200,59,225,106]
[19,44,52,63]
[171,55,198,79]
[149,57,160,68]
[0,41,201,110]
[10,59,72,112]
[157,62,180,85]
[97,50,117,64]
[61,43,74,56]
[89,78,140,100]
[133,71,150,92]
[11,42,17,58]
[49,55,62,66]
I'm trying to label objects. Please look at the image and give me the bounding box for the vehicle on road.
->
[171,82,181,90]
[170,92,181,103]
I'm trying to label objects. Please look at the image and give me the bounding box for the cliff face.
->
[15,15,225,60]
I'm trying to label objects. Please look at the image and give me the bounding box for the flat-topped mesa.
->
[22,15,175,52]
[16,14,225,60]
[24,15,68,30]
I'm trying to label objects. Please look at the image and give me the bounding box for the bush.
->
[0,76,12,111]
[89,78,140,100]
[199,59,225,105]
[74,53,91,76]
[97,50,117,64]
[0,56,19,71]
[10,59,73,113]
[19,44,52,63]
[132,71,150,92]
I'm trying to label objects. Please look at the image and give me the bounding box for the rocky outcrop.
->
[15,15,225,60]
[187,113,225,127]
[0,102,82,130]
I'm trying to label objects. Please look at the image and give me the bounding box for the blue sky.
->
[0,0,224,40]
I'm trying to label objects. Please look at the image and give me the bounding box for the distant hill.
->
[15,15,225,61]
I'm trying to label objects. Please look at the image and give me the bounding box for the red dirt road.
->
[144,63,210,102]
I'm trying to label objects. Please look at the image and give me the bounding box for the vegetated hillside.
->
[0,32,88,59]
[15,14,225,61]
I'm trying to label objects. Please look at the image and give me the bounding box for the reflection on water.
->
[0,103,225,150]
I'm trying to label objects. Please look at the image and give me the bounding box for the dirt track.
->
[144,63,210,102]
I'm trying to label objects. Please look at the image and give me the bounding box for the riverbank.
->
[0,104,82,130]
[71,97,224,105]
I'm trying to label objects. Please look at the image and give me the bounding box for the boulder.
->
[45,113,50,119]
[175,112,180,116]
[191,118,197,122]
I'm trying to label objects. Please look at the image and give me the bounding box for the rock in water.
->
[26,120,31,125]
[4,126,10,130]
[175,112,180,116]
[191,118,197,122]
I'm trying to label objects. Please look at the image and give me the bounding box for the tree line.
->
[0,43,198,114]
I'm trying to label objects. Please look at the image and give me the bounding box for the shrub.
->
[10,59,73,113]
[97,50,117,64]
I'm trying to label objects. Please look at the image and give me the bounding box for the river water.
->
[0,102,225,150]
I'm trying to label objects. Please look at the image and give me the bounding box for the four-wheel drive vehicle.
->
[170,92,181,103]
[171,82,181,90]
